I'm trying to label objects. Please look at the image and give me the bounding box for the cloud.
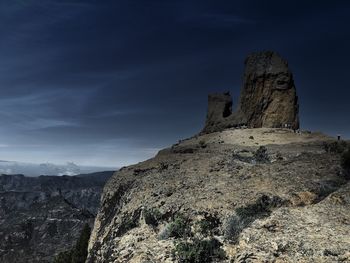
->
[0,144,44,148]
[26,119,80,130]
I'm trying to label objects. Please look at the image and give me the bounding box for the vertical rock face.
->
[203,92,233,133]
[239,51,299,129]
[202,51,299,133]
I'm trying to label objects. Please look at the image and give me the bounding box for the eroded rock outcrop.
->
[202,51,299,133]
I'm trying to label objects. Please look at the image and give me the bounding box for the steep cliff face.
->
[202,51,299,133]
[202,92,235,133]
[239,51,299,129]
[87,129,350,262]
[0,171,113,263]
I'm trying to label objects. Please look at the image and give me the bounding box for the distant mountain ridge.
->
[0,171,115,263]
[0,160,116,177]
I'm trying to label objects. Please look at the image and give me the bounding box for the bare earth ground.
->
[87,128,350,263]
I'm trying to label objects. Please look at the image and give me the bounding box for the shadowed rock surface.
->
[87,129,350,262]
[203,51,299,133]
[203,92,234,133]
[0,171,113,263]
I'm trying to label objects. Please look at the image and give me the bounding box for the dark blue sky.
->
[0,0,349,166]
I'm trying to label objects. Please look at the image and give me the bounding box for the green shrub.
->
[159,215,191,240]
[144,208,162,226]
[121,216,138,233]
[53,223,91,263]
[174,238,226,263]
[223,215,244,243]
[196,214,220,236]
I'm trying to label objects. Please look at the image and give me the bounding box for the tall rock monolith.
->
[202,51,299,133]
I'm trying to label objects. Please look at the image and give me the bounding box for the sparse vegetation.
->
[120,214,139,234]
[144,208,162,226]
[158,162,169,171]
[173,238,226,263]
[225,195,284,243]
[314,180,345,200]
[254,146,269,163]
[224,214,245,243]
[159,215,191,240]
[198,140,207,148]
[196,213,220,236]
[53,223,91,263]
[113,210,141,237]
[323,141,348,154]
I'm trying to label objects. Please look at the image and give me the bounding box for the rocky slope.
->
[87,128,350,262]
[0,171,114,263]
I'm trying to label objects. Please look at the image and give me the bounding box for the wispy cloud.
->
[0,144,45,148]
[0,91,81,131]
[26,118,79,130]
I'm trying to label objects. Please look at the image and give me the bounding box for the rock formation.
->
[202,92,234,133]
[202,51,299,133]
[86,52,349,262]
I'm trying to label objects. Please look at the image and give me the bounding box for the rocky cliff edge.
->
[87,128,350,262]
